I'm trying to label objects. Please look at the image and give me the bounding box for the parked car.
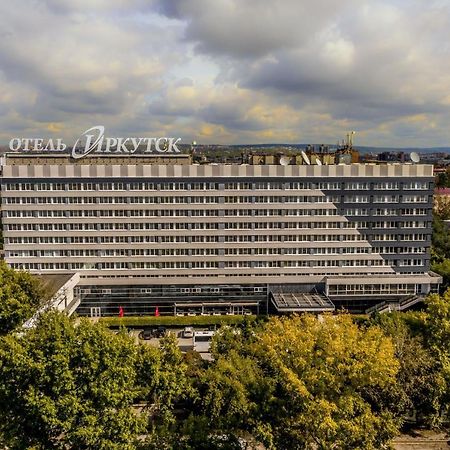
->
[182,326,194,338]
[153,326,167,338]
[138,329,153,340]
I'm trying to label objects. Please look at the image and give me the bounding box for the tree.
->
[432,259,450,289]
[436,171,450,188]
[0,261,45,335]
[0,311,145,449]
[432,214,450,262]
[139,332,192,423]
[252,314,400,449]
[138,333,196,450]
[431,214,450,289]
[182,314,400,450]
[369,312,445,427]
[434,196,450,220]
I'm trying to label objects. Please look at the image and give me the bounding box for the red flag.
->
[118,306,124,317]
[155,306,160,317]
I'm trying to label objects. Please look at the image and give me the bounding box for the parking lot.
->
[127,327,214,355]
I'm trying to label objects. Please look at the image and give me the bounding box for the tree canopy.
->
[152,315,400,450]
[0,261,44,335]
[0,311,146,449]
[3,260,450,448]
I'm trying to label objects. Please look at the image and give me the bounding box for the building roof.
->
[270,291,335,312]
[0,162,435,179]
[35,273,76,300]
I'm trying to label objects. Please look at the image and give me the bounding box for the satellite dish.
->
[315,158,322,166]
[410,152,420,163]
[300,150,311,165]
[279,156,290,166]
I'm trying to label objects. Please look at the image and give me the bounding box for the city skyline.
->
[1,1,450,147]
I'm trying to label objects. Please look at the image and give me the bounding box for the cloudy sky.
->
[1,0,450,147]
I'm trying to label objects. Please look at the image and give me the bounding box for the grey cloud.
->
[1,0,450,147]
[156,0,358,58]
[0,0,189,142]
[157,0,450,137]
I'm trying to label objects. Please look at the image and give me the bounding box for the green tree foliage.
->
[139,333,192,426]
[0,261,44,335]
[422,290,450,425]
[0,311,145,449]
[425,290,450,368]
[179,314,401,450]
[369,312,445,427]
[7,279,450,448]
[436,171,450,188]
[432,215,450,264]
[431,214,450,288]
[432,260,450,289]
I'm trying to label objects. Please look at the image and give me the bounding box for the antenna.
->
[410,152,420,163]
[301,150,311,165]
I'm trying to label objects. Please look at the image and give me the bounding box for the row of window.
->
[4,234,370,245]
[6,260,399,270]
[343,195,429,203]
[11,262,406,276]
[6,247,400,257]
[371,233,428,241]
[1,194,430,205]
[345,208,430,216]
[3,207,430,219]
[4,221,429,232]
[2,181,431,192]
[4,245,429,258]
[328,284,417,295]
[373,247,426,254]
[78,286,266,295]
[2,195,336,204]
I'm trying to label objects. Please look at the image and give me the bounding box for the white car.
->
[182,326,194,338]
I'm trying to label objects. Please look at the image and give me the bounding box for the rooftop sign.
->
[9,126,182,160]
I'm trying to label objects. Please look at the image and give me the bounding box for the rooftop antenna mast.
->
[350,131,356,148]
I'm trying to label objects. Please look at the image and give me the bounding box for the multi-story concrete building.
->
[0,153,441,315]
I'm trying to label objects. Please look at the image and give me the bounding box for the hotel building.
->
[0,153,441,316]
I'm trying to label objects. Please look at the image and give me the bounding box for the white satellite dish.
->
[279,156,290,166]
[300,150,311,165]
[315,158,322,166]
[410,152,420,163]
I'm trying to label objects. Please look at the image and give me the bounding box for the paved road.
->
[393,432,450,449]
